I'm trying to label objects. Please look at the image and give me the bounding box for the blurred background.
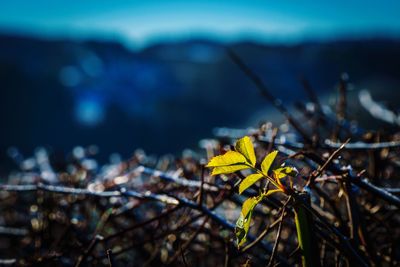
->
[1,0,400,166]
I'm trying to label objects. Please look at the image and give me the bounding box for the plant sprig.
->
[206,136,297,246]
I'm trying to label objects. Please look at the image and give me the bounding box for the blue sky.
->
[1,1,400,47]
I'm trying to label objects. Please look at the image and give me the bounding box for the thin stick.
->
[104,206,181,241]
[198,164,205,205]
[74,234,104,267]
[301,151,400,208]
[240,212,283,253]
[224,240,229,267]
[106,249,114,267]
[180,246,189,267]
[332,76,348,141]
[267,206,287,267]
[0,259,16,265]
[308,138,350,186]
[167,216,209,264]
[227,48,312,144]
[300,77,323,113]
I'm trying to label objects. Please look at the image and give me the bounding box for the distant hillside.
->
[1,33,400,160]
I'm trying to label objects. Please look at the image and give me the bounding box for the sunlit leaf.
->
[238,189,281,246]
[263,188,282,197]
[211,164,249,175]
[239,173,263,194]
[261,150,278,175]
[273,166,298,179]
[206,151,250,175]
[206,151,247,167]
[235,136,256,166]
[241,197,259,218]
[235,196,262,247]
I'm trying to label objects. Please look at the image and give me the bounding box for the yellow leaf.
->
[263,189,282,197]
[235,136,256,166]
[206,151,247,167]
[241,197,259,218]
[261,150,278,175]
[236,196,263,247]
[206,150,250,175]
[273,166,298,179]
[236,197,257,246]
[211,164,249,175]
[239,173,264,194]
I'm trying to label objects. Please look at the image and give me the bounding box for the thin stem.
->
[267,199,289,267]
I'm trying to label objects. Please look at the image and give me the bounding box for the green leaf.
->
[235,136,256,166]
[211,164,249,175]
[235,214,247,246]
[261,150,278,175]
[235,196,262,247]
[239,173,264,194]
[263,188,282,197]
[273,166,298,179]
[206,151,247,167]
[294,197,320,267]
[206,151,250,175]
[241,196,259,218]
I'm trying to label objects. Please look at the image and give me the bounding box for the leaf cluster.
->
[206,136,297,246]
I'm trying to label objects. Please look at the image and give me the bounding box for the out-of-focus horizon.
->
[1,1,400,167]
[1,1,400,49]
